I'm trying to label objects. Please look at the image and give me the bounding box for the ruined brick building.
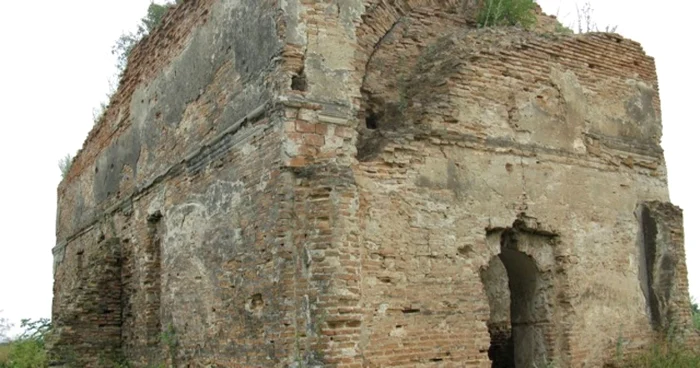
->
[50,1,697,367]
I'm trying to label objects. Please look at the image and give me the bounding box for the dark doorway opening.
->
[481,230,552,368]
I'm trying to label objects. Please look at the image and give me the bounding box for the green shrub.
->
[112,1,181,74]
[0,312,10,343]
[477,0,537,29]
[554,21,574,35]
[98,1,181,128]
[58,154,73,179]
[0,344,11,366]
[616,311,700,368]
[620,343,700,368]
[0,319,51,368]
[2,339,46,368]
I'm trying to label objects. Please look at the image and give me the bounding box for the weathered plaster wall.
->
[51,0,695,367]
[51,0,299,366]
[278,0,695,367]
[56,0,282,237]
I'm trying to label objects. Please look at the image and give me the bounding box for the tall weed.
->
[477,0,537,29]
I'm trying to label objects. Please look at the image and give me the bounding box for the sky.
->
[0,0,697,337]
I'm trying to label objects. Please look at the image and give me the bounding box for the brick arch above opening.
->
[355,0,473,71]
[354,0,477,160]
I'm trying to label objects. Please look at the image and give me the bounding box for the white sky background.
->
[0,0,697,337]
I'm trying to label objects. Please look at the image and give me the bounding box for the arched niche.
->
[481,227,565,368]
[354,0,477,160]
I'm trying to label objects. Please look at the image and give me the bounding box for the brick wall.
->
[50,0,296,366]
[50,1,695,367]
[285,0,692,366]
[50,234,123,366]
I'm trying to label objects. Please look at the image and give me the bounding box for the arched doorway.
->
[481,230,553,368]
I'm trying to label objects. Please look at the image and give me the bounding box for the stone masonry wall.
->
[51,0,695,367]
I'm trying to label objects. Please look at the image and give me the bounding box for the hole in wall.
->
[356,107,389,161]
[147,210,163,223]
[365,111,379,130]
[458,245,473,256]
[291,70,307,91]
[246,293,264,317]
[77,251,84,271]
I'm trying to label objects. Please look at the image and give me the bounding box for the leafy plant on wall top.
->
[58,154,73,180]
[477,0,537,29]
[112,0,182,75]
[59,1,185,180]
[92,1,183,127]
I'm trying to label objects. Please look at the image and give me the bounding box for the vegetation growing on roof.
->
[58,153,73,179]
[477,0,537,29]
[112,1,182,75]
